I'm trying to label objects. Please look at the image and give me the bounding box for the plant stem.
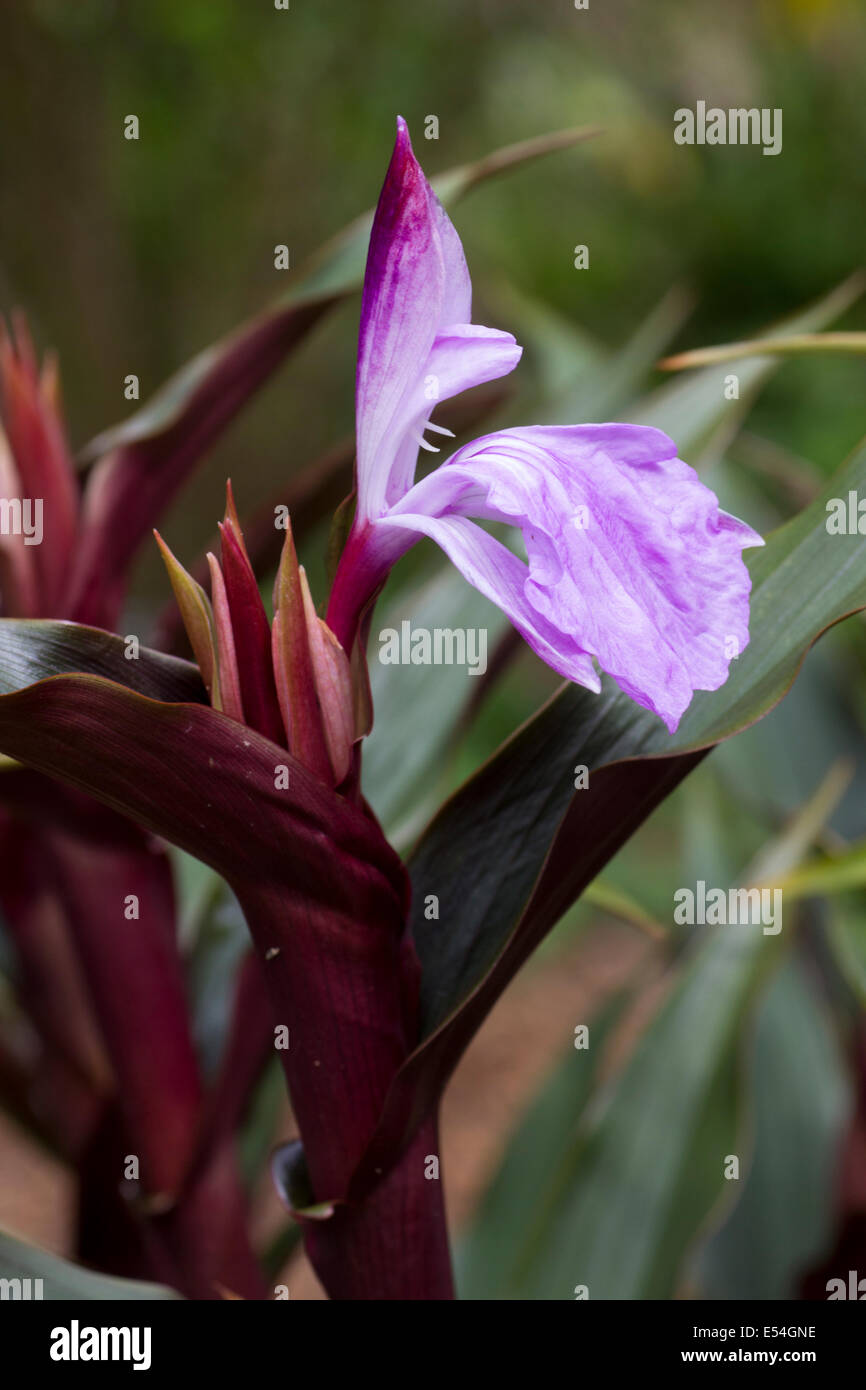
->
[303,1116,454,1300]
[237,874,455,1298]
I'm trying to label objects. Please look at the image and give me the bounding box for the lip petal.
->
[385,422,763,730]
[378,509,601,691]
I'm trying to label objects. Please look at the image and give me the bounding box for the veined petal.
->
[355,118,520,521]
[387,424,763,731]
[376,512,600,691]
[356,118,443,519]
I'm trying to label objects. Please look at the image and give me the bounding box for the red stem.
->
[304,1115,453,1299]
[236,879,455,1299]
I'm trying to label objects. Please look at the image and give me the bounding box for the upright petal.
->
[355,118,520,521]
[356,118,442,519]
[384,424,763,731]
[384,323,521,512]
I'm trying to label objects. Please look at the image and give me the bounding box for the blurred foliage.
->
[1,0,864,1299]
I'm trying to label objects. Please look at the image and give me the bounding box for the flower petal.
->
[376,512,600,691]
[355,118,520,520]
[383,323,521,511]
[387,424,763,731]
[356,119,442,518]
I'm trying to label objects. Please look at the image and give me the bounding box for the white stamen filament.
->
[411,420,456,454]
[425,421,456,438]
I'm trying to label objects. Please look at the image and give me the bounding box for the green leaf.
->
[0,1230,181,1300]
[695,957,850,1299]
[580,879,667,941]
[774,843,866,901]
[629,274,864,462]
[536,284,694,424]
[457,994,627,1297]
[745,759,853,886]
[363,566,509,836]
[460,924,774,1299]
[712,638,866,840]
[828,896,866,1006]
[185,879,251,1079]
[237,1054,286,1191]
[661,330,866,371]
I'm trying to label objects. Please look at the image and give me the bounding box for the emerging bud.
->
[158,483,355,787]
[297,565,354,786]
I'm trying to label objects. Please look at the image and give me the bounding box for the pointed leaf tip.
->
[299,567,354,786]
[218,522,285,745]
[272,529,333,783]
[222,479,251,561]
[206,553,244,723]
[154,530,219,704]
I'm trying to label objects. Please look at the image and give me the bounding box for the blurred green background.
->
[2,0,866,569]
[3,0,866,1299]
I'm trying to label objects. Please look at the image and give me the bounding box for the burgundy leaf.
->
[218,523,284,745]
[46,831,205,1199]
[68,297,338,628]
[0,674,414,1207]
[0,815,111,1097]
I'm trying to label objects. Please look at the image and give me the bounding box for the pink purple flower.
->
[327,117,763,732]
